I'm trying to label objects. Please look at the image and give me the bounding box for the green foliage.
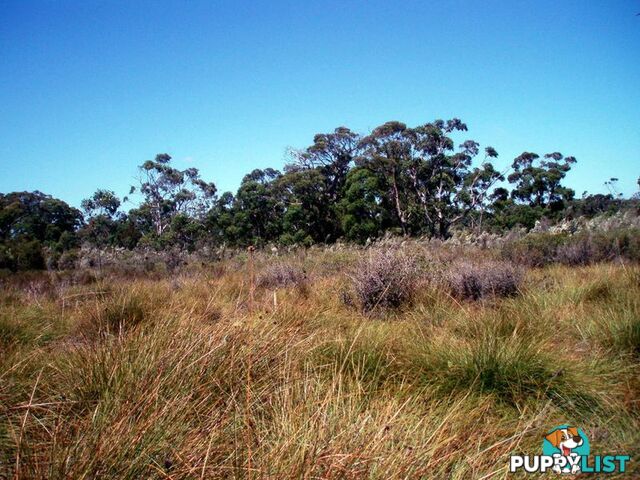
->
[136,153,217,241]
[338,167,390,243]
[7,118,636,256]
[355,119,504,238]
[13,240,46,271]
[81,189,121,217]
[0,191,82,270]
[508,152,576,208]
[567,193,622,218]
[0,191,83,243]
[501,233,570,267]
[228,168,283,246]
[487,201,544,231]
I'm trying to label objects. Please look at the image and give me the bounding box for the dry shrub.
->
[555,238,595,266]
[72,269,99,285]
[350,249,418,313]
[208,261,227,278]
[501,233,567,267]
[257,262,307,289]
[57,250,79,270]
[447,260,523,301]
[502,228,640,268]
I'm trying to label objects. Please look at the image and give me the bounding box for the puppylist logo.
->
[509,425,631,475]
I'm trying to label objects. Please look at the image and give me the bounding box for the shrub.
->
[501,233,567,267]
[57,250,79,270]
[72,269,98,285]
[555,238,595,265]
[502,228,640,268]
[350,249,418,313]
[592,227,640,263]
[256,262,306,289]
[15,240,46,271]
[446,260,522,301]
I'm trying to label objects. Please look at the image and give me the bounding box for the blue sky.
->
[1,0,639,207]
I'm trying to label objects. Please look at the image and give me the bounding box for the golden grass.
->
[1,253,639,479]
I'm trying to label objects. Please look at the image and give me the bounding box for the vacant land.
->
[1,244,639,479]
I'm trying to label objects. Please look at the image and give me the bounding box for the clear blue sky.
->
[1,0,639,207]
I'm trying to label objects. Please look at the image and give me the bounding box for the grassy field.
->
[1,246,639,479]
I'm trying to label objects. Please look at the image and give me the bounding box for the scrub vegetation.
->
[1,119,639,478]
[1,240,639,479]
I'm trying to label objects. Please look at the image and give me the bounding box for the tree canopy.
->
[4,117,635,270]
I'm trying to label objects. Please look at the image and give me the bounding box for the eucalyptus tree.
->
[508,152,576,209]
[406,119,503,237]
[276,167,331,245]
[291,126,361,200]
[229,168,283,246]
[355,119,502,238]
[81,189,121,218]
[338,166,392,243]
[80,189,122,252]
[0,191,82,270]
[288,126,361,240]
[135,153,217,240]
[357,121,414,234]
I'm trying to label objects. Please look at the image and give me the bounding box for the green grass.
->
[0,252,639,479]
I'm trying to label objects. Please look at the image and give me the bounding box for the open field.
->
[1,245,639,479]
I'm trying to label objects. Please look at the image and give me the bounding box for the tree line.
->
[1,118,637,270]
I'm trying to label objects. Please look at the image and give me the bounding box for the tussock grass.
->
[408,331,604,415]
[1,252,639,478]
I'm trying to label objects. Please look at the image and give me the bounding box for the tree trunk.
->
[391,171,407,234]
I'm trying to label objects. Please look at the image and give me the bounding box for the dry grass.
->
[1,247,639,479]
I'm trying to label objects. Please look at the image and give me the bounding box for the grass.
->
[1,248,639,479]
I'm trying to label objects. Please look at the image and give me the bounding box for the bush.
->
[592,227,640,263]
[555,238,595,266]
[57,250,79,270]
[256,262,306,289]
[0,240,47,271]
[350,249,418,313]
[502,228,640,268]
[447,260,523,301]
[501,233,567,267]
[0,244,13,271]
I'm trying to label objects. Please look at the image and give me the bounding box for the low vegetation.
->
[445,259,523,301]
[349,248,419,313]
[1,117,638,478]
[1,243,639,479]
